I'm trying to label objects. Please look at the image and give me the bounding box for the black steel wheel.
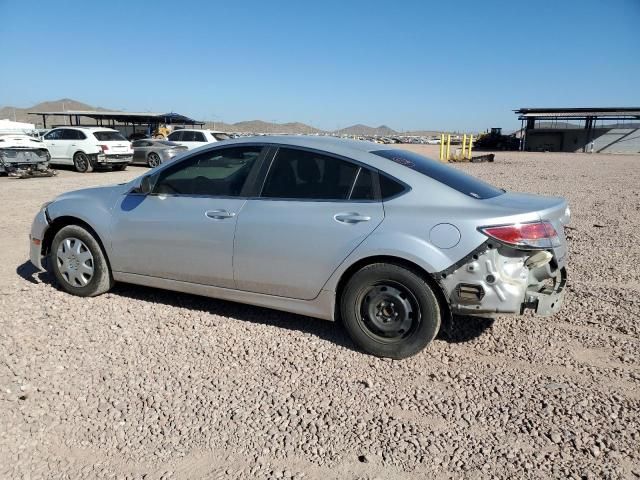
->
[73,152,93,173]
[340,263,441,359]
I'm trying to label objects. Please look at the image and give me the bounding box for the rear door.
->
[233,146,384,300]
[110,145,266,287]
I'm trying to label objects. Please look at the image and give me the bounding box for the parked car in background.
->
[28,136,569,359]
[0,132,55,177]
[167,129,230,150]
[131,139,188,167]
[42,127,133,172]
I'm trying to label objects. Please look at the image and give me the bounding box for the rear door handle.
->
[205,209,236,220]
[334,212,371,224]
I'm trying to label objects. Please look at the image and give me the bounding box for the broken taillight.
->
[98,144,109,152]
[479,221,560,249]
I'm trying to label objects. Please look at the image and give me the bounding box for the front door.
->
[234,147,384,300]
[43,129,68,162]
[110,145,266,287]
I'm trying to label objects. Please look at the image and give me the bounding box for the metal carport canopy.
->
[28,110,205,127]
[515,107,640,119]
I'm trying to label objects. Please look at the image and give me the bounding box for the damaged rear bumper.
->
[437,242,567,317]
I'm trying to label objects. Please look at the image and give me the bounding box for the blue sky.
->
[0,0,638,131]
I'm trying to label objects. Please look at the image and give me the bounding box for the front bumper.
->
[29,208,50,270]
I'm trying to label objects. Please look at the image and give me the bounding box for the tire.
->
[340,263,441,359]
[49,225,114,297]
[112,164,128,171]
[73,152,93,173]
[147,153,161,168]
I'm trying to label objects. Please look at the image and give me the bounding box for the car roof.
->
[50,126,119,132]
[172,128,225,133]
[221,135,382,157]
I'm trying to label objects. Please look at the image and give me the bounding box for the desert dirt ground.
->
[1,147,639,479]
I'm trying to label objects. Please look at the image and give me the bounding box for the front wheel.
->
[73,152,93,173]
[49,225,114,297]
[340,263,441,359]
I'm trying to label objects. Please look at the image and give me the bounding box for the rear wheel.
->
[340,263,441,359]
[147,153,161,168]
[73,152,93,173]
[49,225,113,297]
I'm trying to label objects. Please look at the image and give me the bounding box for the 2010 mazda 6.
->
[29,136,569,358]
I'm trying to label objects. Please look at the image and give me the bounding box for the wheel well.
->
[334,255,451,325]
[42,216,111,268]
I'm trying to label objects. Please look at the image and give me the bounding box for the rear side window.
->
[372,149,503,199]
[262,148,363,200]
[94,131,126,141]
[379,174,406,199]
[213,133,230,141]
[152,146,262,196]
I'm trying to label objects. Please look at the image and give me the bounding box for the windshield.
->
[93,131,126,141]
[372,149,504,199]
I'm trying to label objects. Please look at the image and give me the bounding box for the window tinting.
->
[152,146,262,196]
[350,168,375,200]
[372,149,504,199]
[380,174,405,199]
[94,131,126,141]
[168,131,182,141]
[262,148,359,200]
[193,131,206,142]
[213,133,230,141]
[44,129,63,140]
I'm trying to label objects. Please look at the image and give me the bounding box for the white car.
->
[43,127,133,172]
[167,129,230,150]
[0,132,54,177]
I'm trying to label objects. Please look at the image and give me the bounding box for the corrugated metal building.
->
[515,107,640,154]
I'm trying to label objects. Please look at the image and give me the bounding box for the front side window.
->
[261,147,373,200]
[152,146,262,196]
[372,149,503,199]
[93,131,126,141]
[180,131,198,142]
[168,131,182,142]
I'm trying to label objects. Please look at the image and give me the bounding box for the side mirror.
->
[139,175,155,195]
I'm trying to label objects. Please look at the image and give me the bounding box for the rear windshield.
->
[372,149,504,199]
[93,131,126,141]
[157,140,181,146]
[213,133,230,141]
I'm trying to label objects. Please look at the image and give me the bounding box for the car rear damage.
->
[0,134,56,178]
[436,198,570,317]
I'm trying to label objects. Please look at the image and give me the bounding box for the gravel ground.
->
[1,151,639,479]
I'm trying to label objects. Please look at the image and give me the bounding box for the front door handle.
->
[205,209,236,220]
[334,212,371,224]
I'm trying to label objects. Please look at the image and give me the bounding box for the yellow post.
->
[461,134,467,159]
[467,134,474,159]
[446,134,451,161]
[439,133,445,160]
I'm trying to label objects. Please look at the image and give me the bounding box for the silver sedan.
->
[131,139,188,168]
[28,136,569,358]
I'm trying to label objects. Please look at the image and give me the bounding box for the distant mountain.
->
[335,124,398,136]
[1,98,447,135]
[0,98,107,124]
